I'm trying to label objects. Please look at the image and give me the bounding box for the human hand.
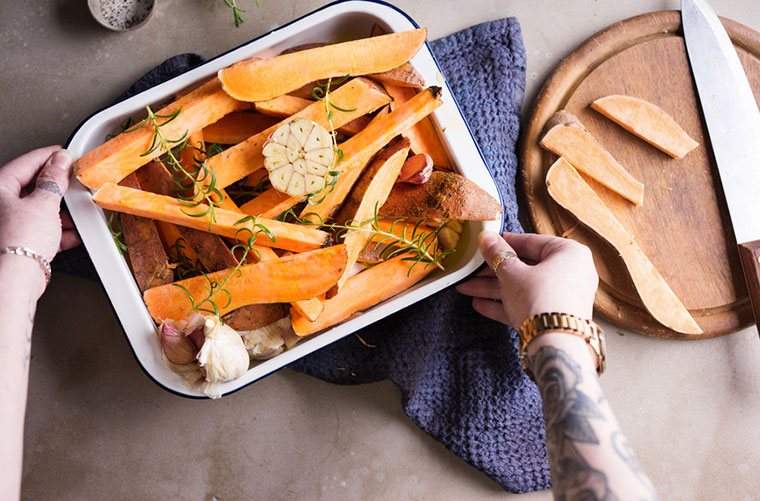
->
[0,146,80,272]
[456,231,598,329]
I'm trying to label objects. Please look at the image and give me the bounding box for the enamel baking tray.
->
[65,0,502,398]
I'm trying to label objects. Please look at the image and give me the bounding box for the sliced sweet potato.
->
[118,174,174,291]
[591,95,699,160]
[75,78,247,190]
[219,29,427,102]
[254,95,371,135]
[302,87,443,222]
[206,77,391,189]
[333,137,410,224]
[383,84,453,169]
[546,158,701,334]
[291,297,325,322]
[224,304,288,331]
[370,63,424,89]
[203,111,280,144]
[144,245,347,322]
[398,153,433,184]
[291,253,436,336]
[92,183,329,252]
[239,187,302,219]
[540,112,645,206]
[379,171,501,221]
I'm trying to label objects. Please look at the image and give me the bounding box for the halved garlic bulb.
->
[262,118,335,197]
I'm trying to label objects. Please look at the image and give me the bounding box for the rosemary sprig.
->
[107,213,128,255]
[306,76,356,205]
[139,105,225,225]
[167,238,204,280]
[172,216,273,319]
[222,0,262,28]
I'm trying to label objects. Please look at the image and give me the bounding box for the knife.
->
[682,0,760,334]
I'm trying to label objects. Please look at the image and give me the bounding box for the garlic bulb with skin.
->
[196,317,250,384]
[159,313,205,365]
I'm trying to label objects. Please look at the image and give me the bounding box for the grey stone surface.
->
[2,1,760,500]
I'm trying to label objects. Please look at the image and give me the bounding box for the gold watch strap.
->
[518,312,606,379]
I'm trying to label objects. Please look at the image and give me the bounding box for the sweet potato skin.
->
[144,245,347,322]
[219,29,427,102]
[379,172,502,221]
[291,254,436,336]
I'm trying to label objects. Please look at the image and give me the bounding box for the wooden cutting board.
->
[521,11,760,339]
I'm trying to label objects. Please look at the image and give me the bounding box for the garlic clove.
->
[196,317,250,384]
[241,317,290,360]
[159,321,199,365]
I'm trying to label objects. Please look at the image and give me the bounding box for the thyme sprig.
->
[172,216,274,319]
[138,105,225,224]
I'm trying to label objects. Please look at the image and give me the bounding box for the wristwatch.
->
[517,312,606,380]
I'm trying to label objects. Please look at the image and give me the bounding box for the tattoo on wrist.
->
[612,431,657,497]
[532,346,618,501]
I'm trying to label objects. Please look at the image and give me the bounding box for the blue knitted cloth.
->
[56,18,550,493]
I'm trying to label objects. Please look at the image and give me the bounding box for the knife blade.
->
[682,0,760,333]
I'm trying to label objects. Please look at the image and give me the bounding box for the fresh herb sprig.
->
[282,206,451,273]
[107,213,128,255]
[172,216,274,319]
[137,105,225,225]
[222,0,262,28]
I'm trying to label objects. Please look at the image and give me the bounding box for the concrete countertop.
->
[2,1,760,500]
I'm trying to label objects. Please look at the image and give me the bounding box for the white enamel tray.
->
[65,0,503,398]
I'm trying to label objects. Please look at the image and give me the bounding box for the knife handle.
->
[738,240,760,335]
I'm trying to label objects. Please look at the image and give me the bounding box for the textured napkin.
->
[55,18,550,492]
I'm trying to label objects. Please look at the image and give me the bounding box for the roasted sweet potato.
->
[92,183,329,252]
[144,245,347,322]
[591,95,699,160]
[370,63,424,89]
[379,171,501,221]
[219,29,427,101]
[291,253,436,336]
[75,78,247,190]
[203,111,280,144]
[546,158,701,334]
[540,112,645,206]
[118,174,174,291]
[206,77,391,189]
[239,187,302,219]
[302,87,443,222]
[383,84,453,169]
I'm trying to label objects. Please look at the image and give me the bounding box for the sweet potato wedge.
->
[291,297,325,322]
[546,158,701,334]
[203,111,280,144]
[370,63,425,89]
[254,95,370,135]
[75,78,247,190]
[219,29,427,101]
[118,174,174,291]
[144,245,347,322]
[206,77,391,189]
[379,171,501,221]
[339,142,409,288]
[239,187,302,219]
[540,112,645,206]
[383,84,453,169]
[92,183,329,252]
[302,87,443,222]
[224,304,288,331]
[333,137,410,224]
[291,253,436,336]
[591,95,699,160]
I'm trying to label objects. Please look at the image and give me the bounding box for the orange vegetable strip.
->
[75,78,247,190]
[255,95,370,135]
[92,183,328,252]
[302,87,442,222]
[206,78,391,189]
[144,245,347,322]
[291,296,325,322]
[384,84,453,169]
[239,187,302,219]
[219,29,427,101]
[203,111,280,144]
[291,254,436,336]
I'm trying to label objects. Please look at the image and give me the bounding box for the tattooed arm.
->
[0,147,78,500]
[458,231,657,501]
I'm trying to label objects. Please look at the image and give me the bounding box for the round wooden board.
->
[521,11,760,339]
